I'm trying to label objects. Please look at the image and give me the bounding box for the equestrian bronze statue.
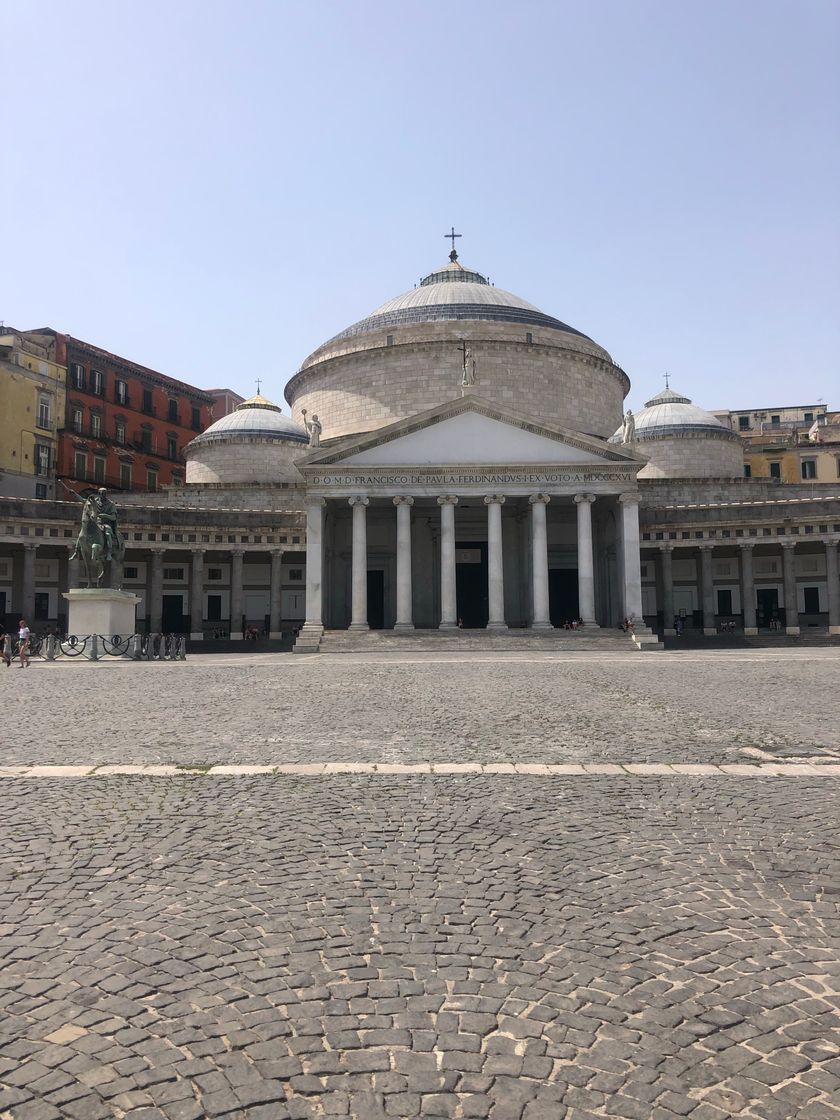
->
[63,484,126,588]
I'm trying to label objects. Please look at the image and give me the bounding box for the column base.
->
[486,621,508,631]
[664,628,676,637]
[785,626,801,636]
[393,622,415,632]
[269,631,284,640]
[580,620,600,629]
[744,627,758,636]
[438,621,458,631]
[830,625,840,635]
[530,620,553,630]
[703,628,717,636]
[229,634,244,641]
[189,632,204,641]
[348,622,370,632]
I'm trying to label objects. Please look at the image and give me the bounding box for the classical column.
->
[699,544,716,635]
[393,497,414,630]
[483,495,507,630]
[348,496,370,631]
[189,549,205,640]
[299,498,326,641]
[269,549,284,639]
[659,545,675,635]
[437,496,458,629]
[230,549,244,639]
[740,543,757,634]
[67,544,80,592]
[22,544,37,622]
[149,550,163,633]
[617,494,644,623]
[781,541,799,635]
[529,494,551,629]
[826,538,840,634]
[574,494,598,626]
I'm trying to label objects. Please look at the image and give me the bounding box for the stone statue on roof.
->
[301,409,322,448]
[621,409,636,444]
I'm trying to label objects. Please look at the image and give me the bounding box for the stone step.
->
[315,628,638,654]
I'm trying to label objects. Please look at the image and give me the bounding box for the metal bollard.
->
[179,637,186,661]
[46,635,56,661]
[90,634,100,661]
[132,634,142,660]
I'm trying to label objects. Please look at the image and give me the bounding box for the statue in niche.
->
[621,409,636,444]
[301,409,322,448]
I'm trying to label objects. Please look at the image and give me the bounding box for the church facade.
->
[2,249,839,645]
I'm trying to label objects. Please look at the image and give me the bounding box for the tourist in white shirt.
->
[18,619,31,668]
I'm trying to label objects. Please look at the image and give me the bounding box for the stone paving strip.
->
[2,761,840,778]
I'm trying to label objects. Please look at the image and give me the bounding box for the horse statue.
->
[64,485,126,588]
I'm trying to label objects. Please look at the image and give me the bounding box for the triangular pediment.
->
[300,395,643,469]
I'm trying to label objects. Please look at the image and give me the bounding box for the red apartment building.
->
[40,332,215,495]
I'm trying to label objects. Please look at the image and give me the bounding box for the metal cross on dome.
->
[444,226,462,260]
[255,378,262,394]
[664,372,671,389]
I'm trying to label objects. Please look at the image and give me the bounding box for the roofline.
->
[714,404,828,414]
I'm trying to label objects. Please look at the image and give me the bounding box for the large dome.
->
[285,252,628,442]
[306,257,594,358]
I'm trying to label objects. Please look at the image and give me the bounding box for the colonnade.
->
[302,492,645,632]
[656,538,840,635]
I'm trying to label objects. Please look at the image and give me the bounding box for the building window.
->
[801,459,817,480]
[716,589,732,615]
[146,467,158,491]
[37,395,52,429]
[90,369,104,396]
[90,413,102,438]
[93,456,106,483]
[191,406,201,430]
[804,412,813,422]
[70,362,86,389]
[289,568,303,581]
[744,464,751,478]
[207,595,222,621]
[386,334,394,346]
[803,587,820,613]
[171,472,183,486]
[119,462,132,489]
[163,567,184,580]
[770,415,780,426]
[167,435,178,459]
[208,568,222,581]
[35,483,47,499]
[769,462,781,479]
[168,399,179,423]
[142,387,154,414]
[72,407,84,433]
[115,379,128,405]
[35,444,51,476]
[140,426,152,452]
[124,566,139,579]
[34,592,50,620]
[74,451,87,479]
[738,416,750,430]
[115,419,126,444]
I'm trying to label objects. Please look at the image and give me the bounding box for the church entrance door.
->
[549,569,579,626]
[456,543,488,628]
[367,570,385,629]
[756,587,779,628]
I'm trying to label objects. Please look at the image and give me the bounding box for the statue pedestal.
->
[63,589,141,639]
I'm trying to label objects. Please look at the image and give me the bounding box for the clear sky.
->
[4,0,839,413]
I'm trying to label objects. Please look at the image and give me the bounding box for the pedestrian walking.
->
[17,619,31,668]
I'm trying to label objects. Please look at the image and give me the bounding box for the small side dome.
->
[610,384,744,479]
[189,393,308,446]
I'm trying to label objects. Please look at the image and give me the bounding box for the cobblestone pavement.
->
[2,649,840,767]
[2,652,840,1119]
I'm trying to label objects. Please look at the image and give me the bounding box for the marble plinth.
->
[64,588,141,639]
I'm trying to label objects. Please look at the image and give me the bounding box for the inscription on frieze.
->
[308,469,636,486]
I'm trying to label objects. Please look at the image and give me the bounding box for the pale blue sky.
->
[4,0,839,412]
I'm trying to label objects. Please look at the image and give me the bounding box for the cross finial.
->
[255,377,262,394]
[664,371,670,390]
[444,225,462,261]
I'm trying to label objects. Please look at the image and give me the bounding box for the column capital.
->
[230,547,245,557]
[23,542,38,552]
[780,539,798,549]
[698,542,715,551]
[574,493,596,506]
[393,496,415,507]
[483,494,506,506]
[348,496,369,507]
[437,495,458,506]
[617,492,639,506]
[739,541,756,551]
[190,547,206,556]
[528,493,551,506]
[270,547,284,558]
[306,497,327,508]
[658,543,675,553]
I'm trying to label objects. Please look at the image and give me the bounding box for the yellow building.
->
[713,403,840,483]
[0,329,66,499]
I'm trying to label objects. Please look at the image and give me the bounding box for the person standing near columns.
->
[230,549,244,639]
[484,495,507,630]
[393,497,414,630]
[740,543,757,634]
[617,494,644,625]
[659,545,675,635]
[149,549,163,634]
[269,549,284,639]
[699,544,716,635]
[826,538,840,635]
[781,541,799,635]
[437,496,458,629]
[529,494,551,629]
[22,544,37,623]
[189,549,205,640]
[574,494,598,626]
[348,496,370,630]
